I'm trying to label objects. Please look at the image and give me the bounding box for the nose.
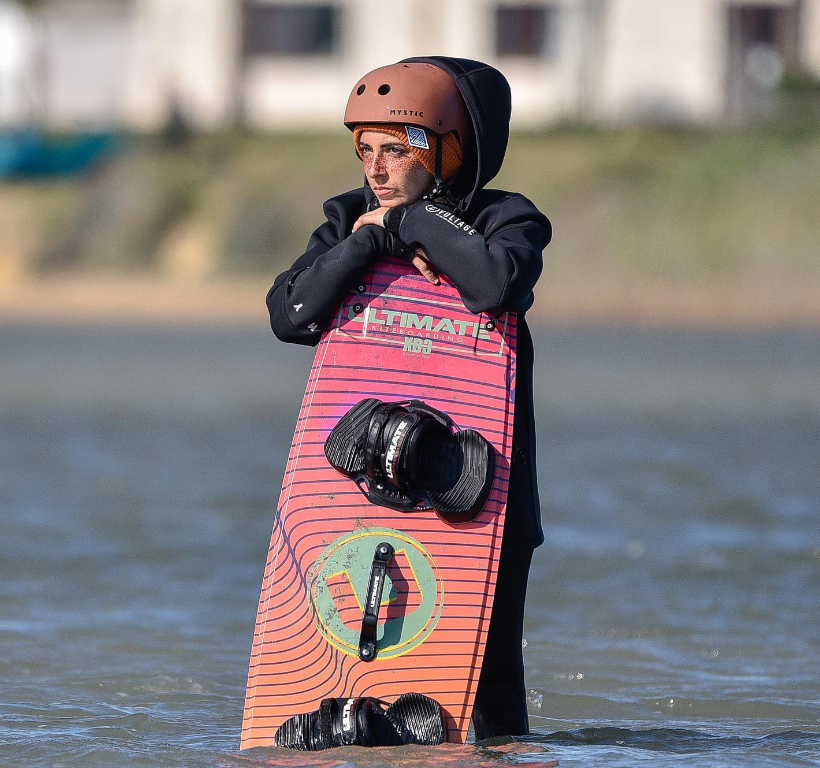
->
[364,151,387,180]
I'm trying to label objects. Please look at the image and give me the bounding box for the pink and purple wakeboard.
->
[241,257,517,749]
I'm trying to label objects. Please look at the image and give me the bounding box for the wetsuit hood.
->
[399,56,511,210]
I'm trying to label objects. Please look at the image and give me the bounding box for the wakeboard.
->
[241,257,517,749]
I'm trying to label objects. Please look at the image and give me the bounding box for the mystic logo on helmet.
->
[389,109,425,118]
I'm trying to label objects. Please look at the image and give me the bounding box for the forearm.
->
[391,202,546,315]
[267,224,388,344]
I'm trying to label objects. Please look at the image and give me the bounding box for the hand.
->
[353,210,438,285]
[412,248,439,285]
[352,207,390,233]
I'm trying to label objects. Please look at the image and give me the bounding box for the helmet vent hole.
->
[357,84,366,95]
[378,84,391,96]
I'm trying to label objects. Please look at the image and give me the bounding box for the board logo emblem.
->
[308,528,444,659]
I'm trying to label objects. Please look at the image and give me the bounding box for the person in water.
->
[267,56,552,740]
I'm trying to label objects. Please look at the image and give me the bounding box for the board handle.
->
[358,542,395,662]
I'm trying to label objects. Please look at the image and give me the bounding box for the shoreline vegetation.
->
[2,127,819,327]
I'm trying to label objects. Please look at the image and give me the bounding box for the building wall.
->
[241,0,357,129]
[0,0,34,125]
[240,0,579,129]
[595,0,726,121]
[125,0,240,129]
[5,0,820,130]
[237,0,818,129]
[443,0,581,127]
[806,0,820,73]
[41,0,135,127]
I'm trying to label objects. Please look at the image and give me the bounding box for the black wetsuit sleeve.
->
[391,196,551,315]
[266,216,389,346]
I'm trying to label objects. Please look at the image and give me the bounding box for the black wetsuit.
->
[266,56,552,740]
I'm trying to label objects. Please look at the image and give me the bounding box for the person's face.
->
[358,130,433,207]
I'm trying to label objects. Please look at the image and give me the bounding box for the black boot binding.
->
[324,398,495,522]
[274,693,448,750]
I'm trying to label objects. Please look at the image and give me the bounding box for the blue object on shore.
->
[0,130,116,178]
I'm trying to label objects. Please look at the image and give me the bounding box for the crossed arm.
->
[267,195,549,345]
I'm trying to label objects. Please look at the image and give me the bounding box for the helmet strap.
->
[426,138,448,200]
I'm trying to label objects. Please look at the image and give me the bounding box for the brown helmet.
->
[344,62,471,146]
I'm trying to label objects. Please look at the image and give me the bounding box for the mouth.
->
[371,186,394,197]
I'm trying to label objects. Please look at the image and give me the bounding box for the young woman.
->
[267,56,552,740]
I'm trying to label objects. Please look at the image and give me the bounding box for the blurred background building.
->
[2,0,820,131]
[1,0,819,306]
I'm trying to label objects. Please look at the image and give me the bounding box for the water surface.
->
[1,324,818,767]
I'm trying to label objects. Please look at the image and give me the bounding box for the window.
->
[244,3,340,57]
[728,4,800,61]
[494,4,556,59]
[746,7,777,44]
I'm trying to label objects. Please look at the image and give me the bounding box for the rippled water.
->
[1,324,818,767]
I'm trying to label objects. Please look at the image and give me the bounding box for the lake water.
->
[1,323,818,767]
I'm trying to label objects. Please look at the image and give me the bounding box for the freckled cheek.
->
[363,153,421,178]
[386,154,422,172]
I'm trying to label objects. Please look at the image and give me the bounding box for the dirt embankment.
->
[2,129,819,328]
[2,277,817,329]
